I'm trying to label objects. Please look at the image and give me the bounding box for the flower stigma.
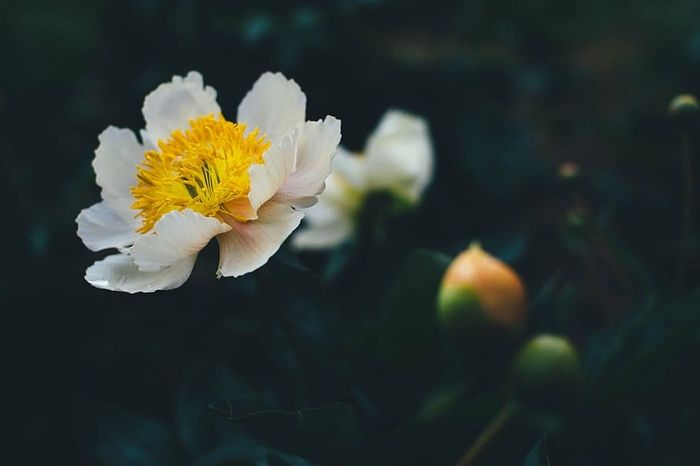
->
[131,114,270,232]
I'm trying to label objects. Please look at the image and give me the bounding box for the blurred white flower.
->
[77,71,341,292]
[293,110,433,250]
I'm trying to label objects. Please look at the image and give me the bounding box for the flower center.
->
[131,114,270,233]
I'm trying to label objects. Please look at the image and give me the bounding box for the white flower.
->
[77,71,341,293]
[292,109,432,250]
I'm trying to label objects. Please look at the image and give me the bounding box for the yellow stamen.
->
[131,114,270,233]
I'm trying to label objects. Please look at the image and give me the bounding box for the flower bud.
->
[510,335,583,413]
[669,94,699,130]
[437,244,527,348]
[558,161,583,193]
[561,206,590,241]
[558,161,580,181]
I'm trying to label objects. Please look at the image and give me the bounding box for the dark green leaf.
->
[176,363,259,455]
[91,415,181,466]
[230,402,364,465]
[345,249,451,417]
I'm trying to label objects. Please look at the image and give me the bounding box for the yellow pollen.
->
[131,114,270,233]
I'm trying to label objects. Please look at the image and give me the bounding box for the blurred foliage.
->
[4,0,700,464]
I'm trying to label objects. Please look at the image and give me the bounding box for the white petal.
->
[142,71,221,143]
[93,126,144,213]
[246,132,296,215]
[237,72,306,143]
[311,171,364,215]
[331,147,368,191]
[130,209,231,272]
[292,220,354,250]
[76,201,139,252]
[364,110,434,202]
[217,202,304,277]
[85,253,196,293]
[292,200,354,250]
[291,172,360,250]
[274,116,342,208]
[290,162,364,251]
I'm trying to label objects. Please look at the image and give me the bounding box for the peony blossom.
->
[293,110,432,250]
[77,71,341,292]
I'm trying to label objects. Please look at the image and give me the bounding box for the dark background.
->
[3,0,700,464]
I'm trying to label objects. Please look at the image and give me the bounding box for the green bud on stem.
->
[510,334,583,414]
[669,94,699,130]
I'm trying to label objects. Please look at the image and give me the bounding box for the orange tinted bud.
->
[558,161,580,181]
[441,244,527,327]
[437,244,527,350]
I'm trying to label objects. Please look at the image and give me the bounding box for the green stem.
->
[455,400,516,466]
[675,132,693,291]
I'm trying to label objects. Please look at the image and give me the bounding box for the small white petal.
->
[76,202,139,252]
[292,205,354,251]
[93,126,144,213]
[217,202,304,277]
[292,221,354,250]
[142,71,221,143]
[274,116,342,208]
[130,209,231,272]
[85,253,196,293]
[246,132,296,215]
[312,170,364,215]
[237,72,306,143]
[291,174,360,250]
[331,147,368,191]
[364,110,433,202]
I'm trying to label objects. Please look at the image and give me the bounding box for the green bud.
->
[669,94,699,130]
[510,335,583,414]
[564,207,587,228]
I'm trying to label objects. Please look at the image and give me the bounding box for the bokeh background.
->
[4,0,700,465]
